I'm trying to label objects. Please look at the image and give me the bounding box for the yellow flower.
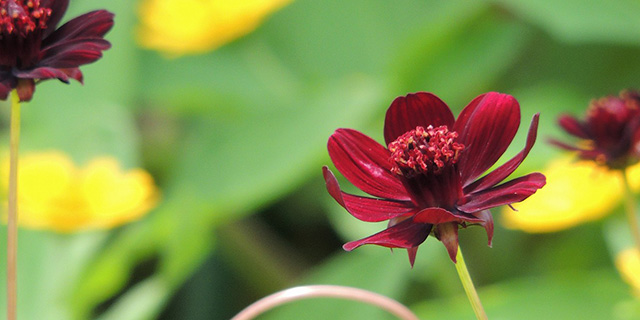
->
[616,248,640,296]
[2,152,158,232]
[502,156,640,233]
[136,0,292,56]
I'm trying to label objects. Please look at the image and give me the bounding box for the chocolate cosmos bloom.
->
[0,0,114,101]
[551,90,640,169]
[323,92,546,266]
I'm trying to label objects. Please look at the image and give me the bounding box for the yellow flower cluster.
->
[3,152,158,232]
[136,0,292,56]
[502,156,640,233]
[616,248,640,296]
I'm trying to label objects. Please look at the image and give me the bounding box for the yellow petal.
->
[616,248,640,296]
[502,156,640,233]
[2,152,159,232]
[136,0,293,56]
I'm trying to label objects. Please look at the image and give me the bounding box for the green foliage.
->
[0,0,639,319]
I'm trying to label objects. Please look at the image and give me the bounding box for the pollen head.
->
[586,90,640,123]
[388,125,464,177]
[0,0,51,37]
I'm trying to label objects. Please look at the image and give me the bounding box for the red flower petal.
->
[547,139,585,152]
[558,114,589,139]
[14,66,71,82]
[412,207,482,224]
[41,0,70,37]
[407,246,419,268]
[383,92,455,145]
[328,129,409,200]
[436,222,458,263]
[40,38,111,68]
[343,219,432,251]
[43,10,115,46]
[323,167,416,222]
[454,92,521,186]
[464,113,540,194]
[456,172,546,213]
[471,209,493,247]
[59,68,83,83]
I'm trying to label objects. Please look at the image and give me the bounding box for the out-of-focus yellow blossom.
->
[136,0,292,56]
[616,248,640,296]
[2,152,158,232]
[502,156,640,233]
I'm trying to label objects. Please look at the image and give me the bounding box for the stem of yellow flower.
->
[621,168,640,254]
[7,90,20,320]
[455,245,487,320]
[230,285,419,320]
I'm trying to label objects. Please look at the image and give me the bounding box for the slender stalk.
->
[7,90,20,320]
[455,245,487,320]
[230,285,419,320]
[621,168,640,253]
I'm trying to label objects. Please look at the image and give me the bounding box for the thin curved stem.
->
[7,90,20,320]
[230,285,419,320]
[621,168,640,253]
[455,245,487,320]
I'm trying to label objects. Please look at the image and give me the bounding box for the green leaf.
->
[391,7,528,108]
[493,0,640,46]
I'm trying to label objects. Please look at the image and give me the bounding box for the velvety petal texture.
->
[383,92,455,145]
[323,167,415,222]
[0,0,114,101]
[455,92,521,186]
[325,91,545,266]
[343,219,432,251]
[327,129,409,200]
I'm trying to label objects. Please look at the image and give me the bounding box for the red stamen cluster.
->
[388,125,464,176]
[0,0,51,37]
[586,90,640,121]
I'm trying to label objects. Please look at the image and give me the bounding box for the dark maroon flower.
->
[551,90,640,169]
[323,92,545,266]
[0,0,114,101]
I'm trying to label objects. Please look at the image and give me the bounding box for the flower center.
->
[388,125,464,176]
[0,0,51,37]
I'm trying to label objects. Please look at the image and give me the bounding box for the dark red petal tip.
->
[558,114,589,139]
[383,92,455,145]
[457,172,546,213]
[407,247,419,268]
[473,210,494,247]
[44,10,115,46]
[322,167,415,222]
[465,113,540,193]
[342,219,431,251]
[455,92,521,185]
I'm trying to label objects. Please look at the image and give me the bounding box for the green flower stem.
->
[621,168,640,254]
[7,90,20,320]
[455,245,487,320]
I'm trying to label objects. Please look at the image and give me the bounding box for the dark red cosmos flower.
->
[323,92,545,266]
[0,0,114,101]
[551,90,640,169]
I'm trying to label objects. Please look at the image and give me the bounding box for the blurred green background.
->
[1,0,640,319]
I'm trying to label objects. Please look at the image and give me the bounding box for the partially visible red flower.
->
[323,92,545,266]
[551,90,640,169]
[0,0,113,101]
